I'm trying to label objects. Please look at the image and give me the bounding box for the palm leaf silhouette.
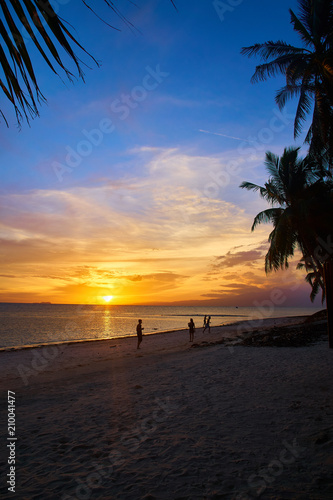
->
[0,1,176,126]
[241,0,333,155]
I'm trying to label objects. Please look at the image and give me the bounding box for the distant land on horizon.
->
[0,298,322,309]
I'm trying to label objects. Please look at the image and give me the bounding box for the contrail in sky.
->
[199,129,252,142]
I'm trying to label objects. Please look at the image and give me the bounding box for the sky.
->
[0,0,322,307]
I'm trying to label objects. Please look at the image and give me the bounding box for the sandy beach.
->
[1,314,332,499]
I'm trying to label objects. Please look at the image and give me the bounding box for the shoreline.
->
[0,314,319,388]
[0,326,189,353]
[0,314,311,353]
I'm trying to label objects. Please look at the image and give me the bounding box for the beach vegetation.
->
[241,0,333,160]
[241,0,333,345]
[240,146,333,302]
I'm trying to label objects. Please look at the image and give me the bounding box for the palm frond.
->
[0,0,177,126]
[250,55,304,83]
[264,150,279,171]
[265,212,298,272]
[241,0,333,148]
[305,121,313,145]
[264,150,285,193]
[296,0,333,47]
[239,181,262,191]
[239,180,280,205]
[239,181,268,198]
[240,0,333,300]
[262,181,286,205]
[289,8,313,47]
[304,271,326,302]
[297,0,312,31]
[294,87,313,137]
[20,0,94,78]
[0,0,99,125]
[241,41,305,60]
[275,84,303,109]
[251,208,283,231]
[285,55,313,84]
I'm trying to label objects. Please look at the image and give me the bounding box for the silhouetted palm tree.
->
[0,1,176,126]
[240,146,333,301]
[297,258,326,302]
[242,0,333,346]
[241,0,333,158]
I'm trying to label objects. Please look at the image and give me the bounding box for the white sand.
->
[0,316,332,499]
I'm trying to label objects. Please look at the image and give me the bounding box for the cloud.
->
[199,129,251,142]
[213,249,265,269]
[125,274,143,282]
[198,281,316,308]
[0,146,314,305]
[1,148,256,261]
[32,275,73,281]
[142,272,188,282]
[0,237,68,265]
[220,283,256,290]
[217,272,243,281]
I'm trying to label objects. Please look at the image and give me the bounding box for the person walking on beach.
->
[203,315,207,330]
[136,319,144,349]
[188,318,195,342]
[203,315,211,333]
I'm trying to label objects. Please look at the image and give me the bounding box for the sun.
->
[102,295,114,303]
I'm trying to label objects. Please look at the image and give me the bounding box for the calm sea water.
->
[0,303,321,349]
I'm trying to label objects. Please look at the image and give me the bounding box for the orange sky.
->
[0,147,319,308]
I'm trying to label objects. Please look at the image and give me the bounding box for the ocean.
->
[0,303,322,350]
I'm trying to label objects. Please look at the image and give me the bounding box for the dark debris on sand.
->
[190,339,226,349]
[239,310,328,347]
[191,310,329,349]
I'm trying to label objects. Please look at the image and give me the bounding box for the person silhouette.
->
[203,315,207,330]
[188,318,195,342]
[136,319,144,349]
[203,316,211,333]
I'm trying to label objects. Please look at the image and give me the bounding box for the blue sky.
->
[0,0,321,307]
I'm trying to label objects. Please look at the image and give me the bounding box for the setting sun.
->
[102,295,114,303]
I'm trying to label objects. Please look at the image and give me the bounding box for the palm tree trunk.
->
[324,260,333,348]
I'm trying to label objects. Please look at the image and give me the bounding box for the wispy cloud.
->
[0,147,308,304]
[212,249,266,269]
[198,129,252,142]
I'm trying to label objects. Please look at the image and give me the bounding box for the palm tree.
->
[297,258,326,302]
[0,1,176,126]
[241,0,333,347]
[240,146,333,301]
[241,0,333,158]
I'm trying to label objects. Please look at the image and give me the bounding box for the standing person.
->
[136,319,144,349]
[203,315,207,331]
[188,318,195,342]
